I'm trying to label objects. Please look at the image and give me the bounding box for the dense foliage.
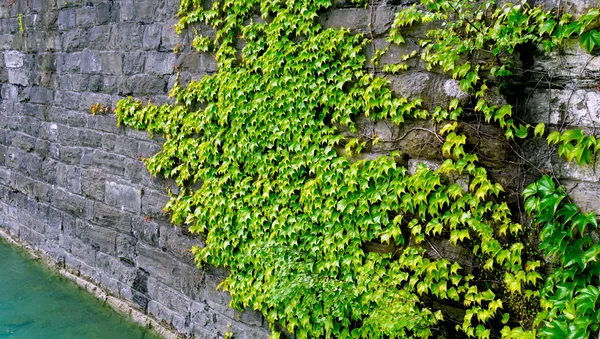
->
[115,0,600,337]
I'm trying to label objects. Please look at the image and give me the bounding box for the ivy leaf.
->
[556,203,579,223]
[580,30,600,52]
[539,19,557,35]
[537,175,556,197]
[534,122,546,137]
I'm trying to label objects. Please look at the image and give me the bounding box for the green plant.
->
[523,176,600,338]
[115,0,600,338]
[18,13,23,32]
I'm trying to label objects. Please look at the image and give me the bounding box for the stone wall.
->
[0,0,600,338]
[0,0,266,337]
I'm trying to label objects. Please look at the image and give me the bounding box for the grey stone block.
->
[118,74,167,95]
[114,136,138,158]
[147,278,191,315]
[87,25,111,49]
[76,6,97,27]
[105,180,141,213]
[160,20,183,51]
[109,23,143,51]
[148,300,175,325]
[81,49,102,73]
[8,68,29,86]
[123,52,145,75]
[81,168,105,200]
[96,3,114,25]
[116,234,137,266]
[71,235,98,267]
[200,53,218,73]
[51,188,87,217]
[57,8,76,30]
[62,52,82,72]
[136,241,181,285]
[132,215,160,246]
[75,219,118,255]
[89,150,126,176]
[143,24,161,50]
[4,50,24,68]
[30,86,54,104]
[0,35,13,50]
[92,202,132,233]
[141,189,169,216]
[59,146,83,165]
[145,52,175,75]
[320,8,370,34]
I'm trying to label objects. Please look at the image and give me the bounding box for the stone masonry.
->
[1,0,600,338]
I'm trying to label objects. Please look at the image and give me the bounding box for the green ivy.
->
[523,176,600,339]
[115,0,600,337]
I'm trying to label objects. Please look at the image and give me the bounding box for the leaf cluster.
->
[114,0,600,338]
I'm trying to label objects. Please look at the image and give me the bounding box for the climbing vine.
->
[115,0,600,338]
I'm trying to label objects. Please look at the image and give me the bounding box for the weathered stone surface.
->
[105,180,141,213]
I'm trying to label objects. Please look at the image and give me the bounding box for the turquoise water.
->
[0,238,160,339]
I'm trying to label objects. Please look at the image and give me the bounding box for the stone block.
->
[59,146,83,165]
[79,129,103,148]
[116,233,136,265]
[96,250,137,285]
[75,219,118,255]
[123,52,145,75]
[56,165,82,194]
[90,150,126,176]
[175,53,201,72]
[4,50,24,68]
[51,188,87,217]
[0,35,13,50]
[201,53,218,73]
[160,20,183,51]
[30,86,54,104]
[82,168,106,201]
[92,202,132,233]
[147,278,191,315]
[141,189,169,216]
[8,68,29,86]
[87,25,111,49]
[120,0,135,22]
[132,215,160,246]
[136,241,181,285]
[76,6,97,27]
[109,23,143,51]
[65,110,89,128]
[564,180,600,215]
[96,3,115,25]
[148,300,175,325]
[89,114,121,134]
[143,24,161,50]
[57,8,76,30]
[105,180,141,212]
[114,136,138,158]
[1,84,18,100]
[176,263,205,301]
[70,235,98,267]
[158,223,200,264]
[320,8,370,34]
[145,52,175,75]
[204,273,232,309]
[119,74,167,95]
